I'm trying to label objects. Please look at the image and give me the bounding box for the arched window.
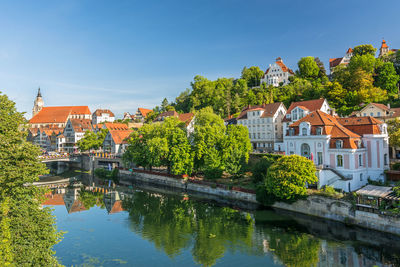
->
[302,128,307,136]
[337,155,343,167]
[301,143,311,159]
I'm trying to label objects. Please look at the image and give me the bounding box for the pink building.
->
[284,110,389,192]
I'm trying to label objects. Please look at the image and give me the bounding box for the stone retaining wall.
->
[119,169,400,235]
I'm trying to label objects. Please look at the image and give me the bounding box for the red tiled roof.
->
[369,103,389,111]
[178,113,194,125]
[68,200,86,213]
[265,58,294,75]
[329,57,343,68]
[109,129,133,144]
[138,108,152,118]
[237,102,284,120]
[154,110,178,121]
[93,109,115,117]
[286,99,326,113]
[289,111,362,149]
[337,117,384,135]
[346,48,353,54]
[70,119,92,133]
[103,122,129,131]
[389,107,400,118]
[29,106,91,124]
[381,40,388,48]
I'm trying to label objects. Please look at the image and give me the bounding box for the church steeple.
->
[379,39,389,57]
[32,87,44,117]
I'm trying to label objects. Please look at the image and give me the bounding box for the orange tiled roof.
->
[289,111,362,149]
[68,200,86,213]
[138,108,152,118]
[109,129,133,144]
[381,40,388,48]
[337,117,384,135]
[265,58,294,75]
[43,193,65,206]
[109,201,124,214]
[369,103,389,111]
[93,109,115,117]
[154,110,179,121]
[286,99,326,113]
[346,47,353,54]
[103,122,129,131]
[29,106,91,124]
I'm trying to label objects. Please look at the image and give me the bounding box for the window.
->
[363,113,367,116]
[359,154,362,166]
[257,133,260,139]
[289,128,295,136]
[357,140,362,148]
[253,133,256,139]
[337,155,343,167]
[336,140,343,149]
[302,128,307,136]
[377,112,381,117]
[360,173,363,181]
[316,127,322,135]
[317,152,323,165]
[370,112,373,116]
[299,109,304,119]
[384,154,388,165]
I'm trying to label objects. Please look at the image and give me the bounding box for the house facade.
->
[284,110,389,192]
[63,119,92,153]
[92,109,115,125]
[260,57,294,87]
[329,48,353,73]
[351,103,400,122]
[379,39,398,57]
[236,102,286,152]
[135,108,152,122]
[103,128,133,155]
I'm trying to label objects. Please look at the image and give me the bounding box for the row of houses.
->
[227,98,392,192]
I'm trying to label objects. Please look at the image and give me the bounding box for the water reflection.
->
[43,184,400,267]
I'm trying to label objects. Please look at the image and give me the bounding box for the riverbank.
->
[119,169,400,236]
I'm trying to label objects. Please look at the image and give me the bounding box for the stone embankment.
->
[119,169,400,236]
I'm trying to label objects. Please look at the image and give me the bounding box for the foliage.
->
[78,188,105,209]
[94,168,119,184]
[0,92,62,265]
[392,162,400,171]
[251,154,283,184]
[77,129,109,152]
[257,155,317,205]
[297,56,320,80]
[387,118,400,148]
[241,66,264,88]
[374,61,400,99]
[352,44,377,56]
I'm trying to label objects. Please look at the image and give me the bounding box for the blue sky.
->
[1,0,399,118]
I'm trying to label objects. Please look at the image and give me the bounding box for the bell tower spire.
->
[32,87,44,117]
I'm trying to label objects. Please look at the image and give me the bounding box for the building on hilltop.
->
[379,39,398,57]
[260,57,294,87]
[92,109,115,125]
[284,110,389,192]
[236,102,286,152]
[329,48,353,74]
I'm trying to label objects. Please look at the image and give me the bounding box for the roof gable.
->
[287,99,326,113]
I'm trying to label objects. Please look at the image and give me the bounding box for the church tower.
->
[32,87,44,117]
[379,39,389,57]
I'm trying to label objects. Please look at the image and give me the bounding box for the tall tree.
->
[352,44,377,56]
[297,57,320,80]
[0,92,62,265]
[161,98,169,112]
[241,66,264,88]
[374,61,400,99]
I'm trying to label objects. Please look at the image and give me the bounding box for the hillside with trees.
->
[155,45,400,117]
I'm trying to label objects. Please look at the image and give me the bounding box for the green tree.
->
[374,61,400,99]
[352,44,377,56]
[297,57,320,80]
[258,155,317,204]
[222,125,252,177]
[77,128,109,152]
[241,66,264,88]
[161,98,169,112]
[387,118,400,148]
[0,92,62,265]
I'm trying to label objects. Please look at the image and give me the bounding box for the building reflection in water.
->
[42,183,400,267]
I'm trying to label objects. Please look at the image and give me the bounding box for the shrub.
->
[256,155,317,205]
[392,162,400,171]
[251,154,283,184]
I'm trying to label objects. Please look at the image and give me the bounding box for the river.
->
[41,175,400,267]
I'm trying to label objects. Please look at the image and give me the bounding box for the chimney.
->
[330,108,336,116]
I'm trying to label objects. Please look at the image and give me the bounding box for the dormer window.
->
[336,140,343,149]
[316,127,322,135]
[299,109,304,119]
[289,128,295,136]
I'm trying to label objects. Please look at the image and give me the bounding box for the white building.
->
[92,109,115,125]
[284,110,389,192]
[236,102,286,152]
[63,118,92,153]
[260,57,294,87]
